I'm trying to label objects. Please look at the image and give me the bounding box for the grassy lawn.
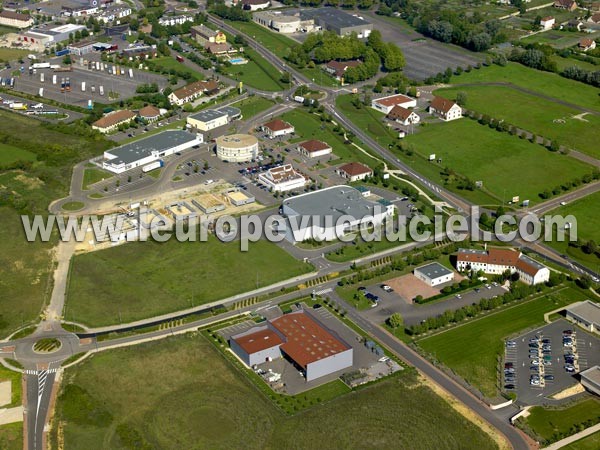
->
[418,286,587,397]
[224,48,284,91]
[545,191,600,269]
[149,57,204,81]
[0,423,22,450]
[435,85,600,159]
[551,56,599,73]
[231,96,274,119]
[326,238,408,263]
[279,108,379,167]
[50,333,498,449]
[226,20,296,60]
[448,62,600,113]
[65,238,312,326]
[563,431,600,450]
[521,30,598,49]
[82,168,111,190]
[0,47,30,61]
[402,119,592,205]
[61,201,84,211]
[0,363,22,408]
[0,143,36,165]
[522,398,600,443]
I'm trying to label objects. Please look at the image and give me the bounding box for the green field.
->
[448,63,600,113]
[521,29,598,49]
[50,333,498,449]
[224,48,284,91]
[0,363,22,407]
[231,96,274,119]
[0,143,36,165]
[279,108,379,167]
[522,398,600,443]
[0,423,22,450]
[418,287,588,397]
[0,47,30,61]
[551,56,599,73]
[65,238,312,326]
[563,431,600,450]
[546,191,600,267]
[150,57,204,81]
[82,168,111,190]
[403,119,592,205]
[435,85,600,159]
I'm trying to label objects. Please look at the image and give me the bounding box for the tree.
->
[582,240,598,255]
[455,91,468,106]
[578,274,593,289]
[388,312,404,329]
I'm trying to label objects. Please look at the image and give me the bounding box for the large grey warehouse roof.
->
[300,8,370,29]
[415,262,453,279]
[217,106,241,119]
[190,108,228,123]
[282,185,383,221]
[106,130,197,165]
[566,300,600,325]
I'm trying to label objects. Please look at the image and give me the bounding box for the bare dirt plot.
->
[385,273,440,303]
[364,12,483,81]
[0,380,11,407]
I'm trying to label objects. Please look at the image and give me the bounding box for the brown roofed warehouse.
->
[230,311,353,381]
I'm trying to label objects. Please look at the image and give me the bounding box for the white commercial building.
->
[187,109,228,132]
[258,164,307,192]
[414,262,455,287]
[280,185,395,242]
[580,366,600,396]
[371,94,417,115]
[456,248,550,285]
[102,130,202,173]
[565,300,600,334]
[216,134,259,162]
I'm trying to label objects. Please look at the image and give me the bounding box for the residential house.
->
[387,105,420,126]
[428,96,462,121]
[579,38,597,51]
[138,105,162,122]
[0,10,33,29]
[324,60,361,82]
[567,19,584,31]
[540,16,555,30]
[168,80,219,106]
[554,0,577,11]
[371,94,417,114]
[206,42,237,55]
[588,13,600,24]
[297,139,332,158]
[92,110,137,133]
[262,119,294,137]
[336,162,372,182]
[191,24,226,45]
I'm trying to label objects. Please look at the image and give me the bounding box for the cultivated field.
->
[546,191,600,267]
[65,238,312,326]
[447,63,600,113]
[49,334,498,449]
[418,287,588,397]
[520,398,600,444]
[435,85,600,159]
[403,119,592,205]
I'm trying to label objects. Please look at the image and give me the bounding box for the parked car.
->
[544,375,555,381]
[504,384,515,390]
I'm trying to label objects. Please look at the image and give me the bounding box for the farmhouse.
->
[190,24,226,45]
[554,0,577,10]
[297,139,332,158]
[579,38,597,51]
[371,94,417,115]
[230,310,353,382]
[580,366,600,396]
[0,10,33,29]
[565,300,600,334]
[280,185,394,242]
[324,60,361,82]
[102,130,202,173]
[258,164,307,192]
[387,105,420,126]
[540,16,555,30]
[168,80,219,106]
[262,118,295,137]
[92,110,137,134]
[336,162,372,182]
[138,105,162,122]
[428,96,462,121]
[456,248,550,285]
[187,109,229,131]
[414,262,455,287]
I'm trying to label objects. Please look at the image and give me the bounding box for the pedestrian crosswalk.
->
[24,368,59,375]
[313,288,332,296]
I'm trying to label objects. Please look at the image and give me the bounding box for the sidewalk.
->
[544,422,600,450]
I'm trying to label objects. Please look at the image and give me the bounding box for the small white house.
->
[414,262,455,287]
[371,94,417,115]
[429,96,462,121]
[540,16,555,30]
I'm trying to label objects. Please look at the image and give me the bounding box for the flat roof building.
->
[580,366,600,396]
[187,109,229,132]
[280,185,394,242]
[258,164,307,192]
[414,262,455,287]
[565,300,600,334]
[102,130,202,173]
[230,310,353,382]
[216,133,259,162]
[300,8,372,37]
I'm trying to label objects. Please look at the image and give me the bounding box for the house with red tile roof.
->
[456,248,550,285]
[297,139,332,158]
[540,16,555,30]
[579,38,597,51]
[387,105,420,126]
[371,94,417,114]
[336,162,372,182]
[428,96,462,121]
[262,118,295,137]
[138,105,161,122]
[554,0,577,10]
[92,110,137,133]
[324,60,361,82]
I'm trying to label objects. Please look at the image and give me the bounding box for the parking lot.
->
[504,319,600,405]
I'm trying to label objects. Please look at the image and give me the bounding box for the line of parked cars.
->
[529,335,553,386]
[563,329,577,373]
